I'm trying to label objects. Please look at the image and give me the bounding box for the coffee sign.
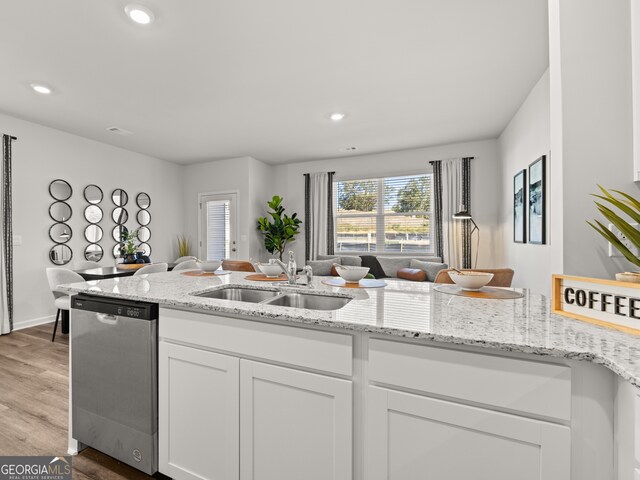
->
[552,275,640,335]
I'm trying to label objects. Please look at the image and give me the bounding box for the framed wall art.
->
[528,155,546,244]
[514,169,526,243]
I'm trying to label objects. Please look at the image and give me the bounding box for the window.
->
[334,173,433,254]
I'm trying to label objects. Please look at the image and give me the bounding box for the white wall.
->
[271,139,502,267]
[498,69,551,294]
[552,0,637,280]
[0,112,184,329]
[182,156,274,261]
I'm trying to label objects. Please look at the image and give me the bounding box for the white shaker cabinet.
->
[366,386,571,480]
[159,342,240,480]
[239,359,352,480]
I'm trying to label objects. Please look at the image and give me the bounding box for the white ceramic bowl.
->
[448,271,494,291]
[196,260,221,273]
[335,265,370,283]
[257,263,283,278]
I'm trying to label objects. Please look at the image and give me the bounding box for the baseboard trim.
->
[13,315,55,331]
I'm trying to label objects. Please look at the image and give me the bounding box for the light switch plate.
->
[12,235,22,246]
[608,223,640,257]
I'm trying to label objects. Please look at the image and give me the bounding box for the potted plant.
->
[257,195,302,261]
[588,185,640,282]
[121,228,140,264]
[177,234,192,257]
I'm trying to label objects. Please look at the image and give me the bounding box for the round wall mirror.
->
[113,244,124,258]
[136,192,151,209]
[49,244,72,265]
[84,244,103,262]
[84,205,103,224]
[49,201,72,222]
[137,210,151,226]
[138,243,151,256]
[84,184,103,204]
[49,223,72,244]
[49,179,72,201]
[112,207,128,224]
[112,225,129,243]
[137,226,151,242]
[112,188,128,207]
[84,224,103,243]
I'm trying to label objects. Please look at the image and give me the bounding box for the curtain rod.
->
[302,171,336,176]
[429,156,475,165]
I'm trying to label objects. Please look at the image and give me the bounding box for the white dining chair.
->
[134,263,168,276]
[74,260,100,270]
[172,260,198,272]
[46,267,85,342]
[174,256,197,264]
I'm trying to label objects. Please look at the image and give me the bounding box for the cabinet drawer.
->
[160,308,352,376]
[369,338,571,420]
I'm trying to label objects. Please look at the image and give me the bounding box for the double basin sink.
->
[194,286,351,311]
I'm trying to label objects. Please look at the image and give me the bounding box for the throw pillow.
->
[307,258,340,276]
[340,255,362,266]
[377,256,412,277]
[397,268,427,282]
[410,259,448,282]
[359,255,387,279]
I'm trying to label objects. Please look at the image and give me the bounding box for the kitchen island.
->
[61,271,640,480]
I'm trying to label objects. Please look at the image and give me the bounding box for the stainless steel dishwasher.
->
[71,294,159,475]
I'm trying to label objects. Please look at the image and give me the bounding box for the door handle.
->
[96,313,118,325]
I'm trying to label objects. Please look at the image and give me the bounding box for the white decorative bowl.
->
[196,260,221,273]
[448,271,494,291]
[257,263,283,278]
[335,265,370,283]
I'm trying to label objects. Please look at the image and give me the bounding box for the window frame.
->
[333,173,434,256]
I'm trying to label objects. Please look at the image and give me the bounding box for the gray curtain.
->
[1,134,15,334]
[304,171,335,262]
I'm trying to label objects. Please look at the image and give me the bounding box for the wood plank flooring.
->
[0,324,155,479]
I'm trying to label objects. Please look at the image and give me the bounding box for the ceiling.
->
[0,0,549,165]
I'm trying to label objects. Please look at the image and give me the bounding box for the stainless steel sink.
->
[264,292,351,310]
[194,287,279,303]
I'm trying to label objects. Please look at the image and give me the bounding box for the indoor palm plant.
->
[588,185,640,281]
[257,195,302,261]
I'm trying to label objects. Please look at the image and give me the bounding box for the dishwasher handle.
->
[96,313,119,325]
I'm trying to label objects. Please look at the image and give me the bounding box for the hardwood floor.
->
[0,324,155,479]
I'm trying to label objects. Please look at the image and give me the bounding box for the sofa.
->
[308,254,448,282]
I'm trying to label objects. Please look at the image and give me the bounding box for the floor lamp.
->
[452,206,479,268]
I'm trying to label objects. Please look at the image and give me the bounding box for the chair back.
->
[222,260,256,272]
[434,268,515,287]
[174,255,197,264]
[134,263,169,276]
[46,268,86,299]
[74,260,100,270]
[172,260,198,272]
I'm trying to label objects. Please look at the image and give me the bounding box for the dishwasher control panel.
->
[71,294,158,320]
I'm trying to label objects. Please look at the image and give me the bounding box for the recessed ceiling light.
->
[30,83,51,95]
[330,112,346,121]
[124,4,155,25]
[339,146,358,153]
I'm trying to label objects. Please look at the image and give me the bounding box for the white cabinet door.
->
[240,360,352,480]
[367,386,570,480]
[159,342,240,480]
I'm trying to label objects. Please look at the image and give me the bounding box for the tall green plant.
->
[587,185,640,268]
[177,235,192,257]
[257,195,302,260]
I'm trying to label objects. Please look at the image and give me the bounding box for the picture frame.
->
[513,169,526,243]
[528,155,546,244]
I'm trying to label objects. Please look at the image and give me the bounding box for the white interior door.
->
[200,192,238,260]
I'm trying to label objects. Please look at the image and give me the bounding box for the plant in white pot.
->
[588,185,640,283]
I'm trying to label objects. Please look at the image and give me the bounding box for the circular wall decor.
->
[137,209,151,226]
[83,184,103,204]
[49,223,72,244]
[112,188,128,207]
[112,207,128,224]
[49,201,72,222]
[84,224,103,243]
[137,226,151,243]
[138,242,151,256]
[136,192,151,209]
[113,243,124,259]
[49,179,72,201]
[84,244,104,262]
[49,244,73,265]
[84,205,103,224]
[112,225,129,243]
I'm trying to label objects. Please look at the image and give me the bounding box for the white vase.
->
[615,272,640,283]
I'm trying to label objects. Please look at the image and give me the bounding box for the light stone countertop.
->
[59,270,640,388]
